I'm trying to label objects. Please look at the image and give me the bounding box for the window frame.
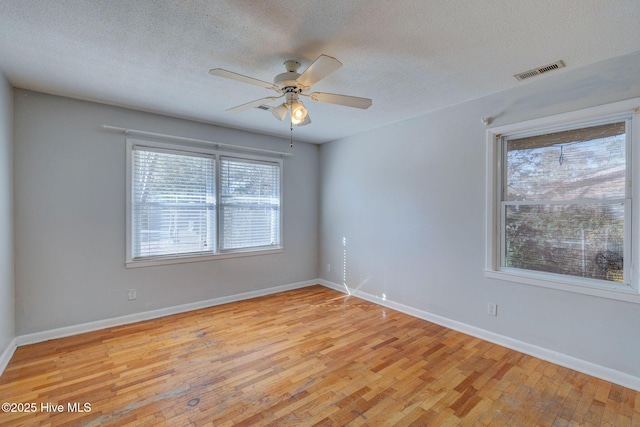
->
[485,98,640,303]
[126,138,283,268]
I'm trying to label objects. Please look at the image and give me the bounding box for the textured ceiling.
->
[1,1,640,144]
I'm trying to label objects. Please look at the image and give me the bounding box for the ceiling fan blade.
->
[272,103,288,121]
[309,92,372,109]
[296,55,342,88]
[209,68,280,91]
[226,96,283,114]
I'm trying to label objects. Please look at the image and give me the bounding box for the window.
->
[127,139,282,267]
[131,147,216,259]
[486,99,640,301]
[220,157,281,251]
[504,121,627,282]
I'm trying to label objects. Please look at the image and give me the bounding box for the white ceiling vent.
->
[514,60,565,81]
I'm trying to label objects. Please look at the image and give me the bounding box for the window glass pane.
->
[505,203,624,282]
[132,148,215,259]
[220,157,280,250]
[506,122,626,201]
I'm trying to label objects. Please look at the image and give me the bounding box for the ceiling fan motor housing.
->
[274,60,304,91]
[274,72,301,91]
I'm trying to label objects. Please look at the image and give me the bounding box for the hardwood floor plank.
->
[1,285,638,426]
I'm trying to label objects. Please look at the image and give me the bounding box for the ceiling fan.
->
[209,54,372,127]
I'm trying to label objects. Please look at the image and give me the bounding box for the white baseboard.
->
[15,279,316,347]
[0,337,17,376]
[317,279,640,392]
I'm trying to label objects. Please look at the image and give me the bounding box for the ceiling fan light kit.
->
[271,103,288,121]
[290,100,307,123]
[209,54,372,133]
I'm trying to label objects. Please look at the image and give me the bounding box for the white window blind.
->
[220,157,281,251]
[131,147,216,259]
[502,121,628,283]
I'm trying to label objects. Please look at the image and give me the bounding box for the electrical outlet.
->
[487,303,497,316]
[327,263,331,272]
[128,289,137,301]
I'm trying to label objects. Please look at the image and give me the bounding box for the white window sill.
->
[485,268,640,304]
[126,247,283,268]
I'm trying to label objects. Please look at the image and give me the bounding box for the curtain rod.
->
[100,125,294,157]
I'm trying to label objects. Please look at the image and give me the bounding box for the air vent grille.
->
[514,60,565,81]
[257,105,273,111]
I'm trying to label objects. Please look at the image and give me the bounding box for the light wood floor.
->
[1,285,638,426]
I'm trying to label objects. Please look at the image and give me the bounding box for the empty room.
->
[2,1,640,425]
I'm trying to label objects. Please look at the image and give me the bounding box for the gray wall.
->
[13,90,319,335]
[0,73,14,354]
[9,50,640,380]
[320,50,640,377]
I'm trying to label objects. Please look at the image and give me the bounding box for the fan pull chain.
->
[289,103,294,148]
